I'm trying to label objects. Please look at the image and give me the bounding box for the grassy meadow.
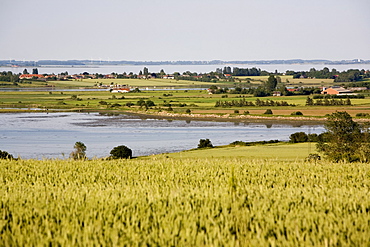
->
[10,78,220,89]
[2,88,370,118]
[1,156,369,246]
[158,142,316,161]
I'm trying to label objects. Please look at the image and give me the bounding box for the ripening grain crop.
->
[0,158,369,246]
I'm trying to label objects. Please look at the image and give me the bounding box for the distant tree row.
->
[0,71,19,82]
[215,98,293,107]
[289,132,329,143]
[218,67,269,76]
[305,97,351,106]
[312,94,364,99]
[286,68,370,82]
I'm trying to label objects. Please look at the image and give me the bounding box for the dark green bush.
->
[110,145,132,159]
[263,109,273,115]
[289,132,308,143]
[0,150,14,159]
[198,139,213,149]
[291,111,303,116]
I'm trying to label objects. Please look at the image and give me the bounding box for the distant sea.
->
[1,64,370,75]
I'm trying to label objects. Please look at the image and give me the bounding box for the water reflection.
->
[265,123,272,128]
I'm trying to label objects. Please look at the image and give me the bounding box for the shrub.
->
[291,111,303,116]
[146,100,156,107]
[234,110,239,114]
[263,109,273,115]
[110,145,132,159]
[110,103,121,108]
[289,132,308,143]
[186,109,191,114]
[305,153,321,162]
[137,99,146,107]
[198,139,213,149]
[307,133,319,142]
[356,113,370,117]
[0,150,14,159]
[230,141,247,146]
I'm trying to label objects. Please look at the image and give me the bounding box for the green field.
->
[2,89,370,119]
[1,156,369,246]
[6,78,221,89]
[1,75,344,90]
[160,142,316,161]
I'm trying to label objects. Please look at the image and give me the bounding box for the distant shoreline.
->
[2,59,370,67]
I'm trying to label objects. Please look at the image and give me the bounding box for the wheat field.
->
[1,157,369,246]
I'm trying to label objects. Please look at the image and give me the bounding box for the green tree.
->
[265,75,278,92]
[32,68,38,74]
[23,69,29,74]
[146,100,156,107]
[159,69,166,77]
[70,141,87,160]
[306,97,314,106]
[137,99,146,107]
[197,139,213,149]
[110,145,132,159]
[317,111,363,162]
[143,67,149,77]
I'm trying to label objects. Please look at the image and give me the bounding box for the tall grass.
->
[1,158,369,246]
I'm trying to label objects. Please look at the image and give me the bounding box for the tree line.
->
[215,98,294,107]
[286,68,370,82]
[305,97,351,106]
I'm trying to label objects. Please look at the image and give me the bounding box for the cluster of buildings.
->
[19,73,117,80]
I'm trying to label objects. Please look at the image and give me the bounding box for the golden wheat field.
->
[0,157,369,246]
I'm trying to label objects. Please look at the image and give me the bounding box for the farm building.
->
[111,87,130,93]
[19,74,45,79]
[321,87,353,95]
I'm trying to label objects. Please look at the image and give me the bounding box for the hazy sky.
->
[1,0,369,61]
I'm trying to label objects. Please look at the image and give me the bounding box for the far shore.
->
[0,107,328,125]
[3,107,370,124]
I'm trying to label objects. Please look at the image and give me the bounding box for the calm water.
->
[0,112,324,159]
[1,64,369,75]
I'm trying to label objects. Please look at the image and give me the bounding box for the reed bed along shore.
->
[1,157,369,246]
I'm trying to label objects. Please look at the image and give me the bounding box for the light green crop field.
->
[160,143,316,161]
[1,157,369,246]
[48,78,218,88]
[2,90,370,118]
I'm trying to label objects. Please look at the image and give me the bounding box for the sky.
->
[1,0,370,61]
